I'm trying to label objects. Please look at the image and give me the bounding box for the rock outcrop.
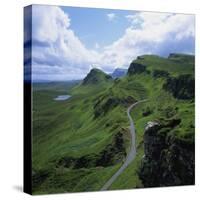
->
[128,62,147,75]
[163,74,194,100]
[139,120,195,187]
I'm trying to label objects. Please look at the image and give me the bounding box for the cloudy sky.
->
[24,5,195,81]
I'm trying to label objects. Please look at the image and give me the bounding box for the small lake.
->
[54,95,71,101]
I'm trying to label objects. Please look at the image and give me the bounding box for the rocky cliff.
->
[163,74,194,100]
[139,120,195,187]
[128,62,147,75]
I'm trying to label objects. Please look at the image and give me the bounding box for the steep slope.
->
[108,53,194,189]
[32,70,131,194]
[139,120,194,187]
[82,68,112,85]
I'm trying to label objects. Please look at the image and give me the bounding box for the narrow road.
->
[100,100,147,191]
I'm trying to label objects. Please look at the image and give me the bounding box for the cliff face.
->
[128,62,147,75]
[139,121,195,187]
[163,74,194,100]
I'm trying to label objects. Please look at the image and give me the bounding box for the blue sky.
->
[61,6,133,50]
[24,5,195,81]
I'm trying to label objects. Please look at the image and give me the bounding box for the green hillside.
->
[32,53,194,194]
[131,54,194,76]
[82,68,113,85]
[109,53,194,189]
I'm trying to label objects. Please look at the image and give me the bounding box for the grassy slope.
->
[32,54,194,193]
[32,80,132,194]
[108,54,194,189]
[135,54,194,76]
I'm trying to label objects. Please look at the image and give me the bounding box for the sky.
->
[24,5,195,81]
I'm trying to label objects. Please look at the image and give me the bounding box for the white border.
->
[0,0,199,199]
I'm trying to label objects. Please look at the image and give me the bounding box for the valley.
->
[32,53,195,194]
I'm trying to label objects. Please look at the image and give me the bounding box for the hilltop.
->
[82,68,112,85]
[128,54,194,76]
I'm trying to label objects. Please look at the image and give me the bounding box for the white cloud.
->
[29,5,195,81]
[101,12,195,67]
[31,5,100,80]
[125,14,142,27]
[107,13,116,21]
[32,6,70,43]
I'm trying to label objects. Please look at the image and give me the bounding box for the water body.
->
[54,95,71,101]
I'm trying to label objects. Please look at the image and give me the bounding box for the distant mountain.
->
[82,68,112,85]
[111,68,127,79]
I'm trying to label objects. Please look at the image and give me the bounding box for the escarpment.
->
[139,120,195,187]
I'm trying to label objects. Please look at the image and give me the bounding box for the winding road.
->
[101,100,147,191]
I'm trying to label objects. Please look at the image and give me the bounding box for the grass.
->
[134,54,194,76]
[32,81,129,193]
[32,53,194,194]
